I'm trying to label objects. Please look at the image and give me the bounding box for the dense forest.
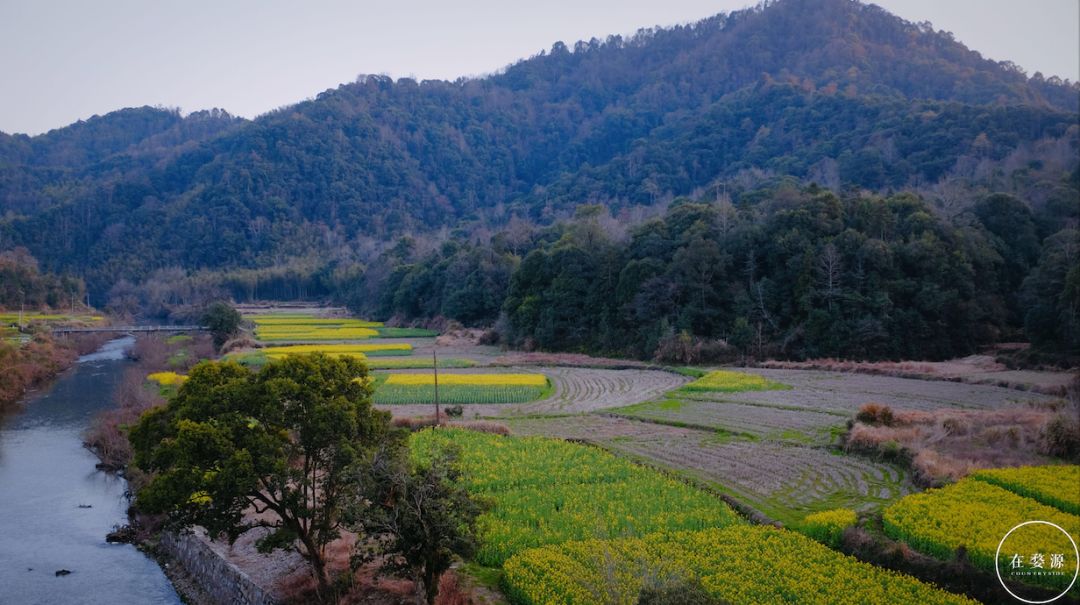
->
[0,0,1077,361]
[365,183,1079,361]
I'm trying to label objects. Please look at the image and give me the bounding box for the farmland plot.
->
[971,465,1080,514]
[509,415,913,525]
[381,367,689,418]
[514,367,689,414]
[373,372,550,405]
[506,415,707,441]
[504,526,976,605]
[712,369,1056,413]
[409,429,741,566]
[605,436,913,523]
[884,477,1080,595]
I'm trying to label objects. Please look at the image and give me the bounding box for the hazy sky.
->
[1,0,1077,135]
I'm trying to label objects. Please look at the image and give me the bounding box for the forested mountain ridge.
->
[0,0,1076,301]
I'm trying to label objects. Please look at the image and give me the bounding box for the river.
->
[0,337,181,605]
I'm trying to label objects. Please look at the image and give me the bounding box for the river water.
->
[0,337,180,605]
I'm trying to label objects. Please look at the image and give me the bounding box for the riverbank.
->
[0,331,112,415]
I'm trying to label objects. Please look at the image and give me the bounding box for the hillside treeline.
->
[365,183,1079,362]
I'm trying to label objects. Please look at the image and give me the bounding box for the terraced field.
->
[372,372,551,405]
[381,367,688,418]
[515,367,689,414]
[410,429,741,566]
[607,435,912,524]
[509,415,913,525]
[507,415,705,441]
[612,397,847,442]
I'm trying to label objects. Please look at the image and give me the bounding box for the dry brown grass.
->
[84,367,166,469]
[128,334,170,367]
[434,328,487,348]
[433,572,472,605]
[855,403,895,426]
[0,332,80,412]
[391,414,510,436]
[221,333,261,354]
[844,399,1077,486]
[272,532,428,605]
[491,351,651,369]
[85,333,212,470]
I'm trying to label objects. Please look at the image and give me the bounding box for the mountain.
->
[0,0,1077,294]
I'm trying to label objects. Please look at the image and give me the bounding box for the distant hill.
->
[1,0,1076,293]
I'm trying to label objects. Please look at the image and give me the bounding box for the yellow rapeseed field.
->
[801,508,858,547]
[409,429,740,566]
[384,373,547,386]
[883,477,1080,591]
[503,526,977,605]
[972,465,1080,515]
[681,370,788,392]
[147,371,187,386]
[262,343,411,358]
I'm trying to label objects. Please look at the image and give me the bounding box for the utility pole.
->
[429,350,438,425]
[18,290,24,329]
[432,349,440,427]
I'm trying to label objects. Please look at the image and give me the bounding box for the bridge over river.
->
[52,325,208,335]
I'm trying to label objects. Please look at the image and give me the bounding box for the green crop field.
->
[409,429,742,566]
[373,373,550,405]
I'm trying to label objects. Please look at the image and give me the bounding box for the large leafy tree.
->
[130,354,390,599]
[1022,229,1080,355]
[354,445,484,605]
[201,301,242,348]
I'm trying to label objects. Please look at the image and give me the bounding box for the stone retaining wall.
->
[159,530,278,605]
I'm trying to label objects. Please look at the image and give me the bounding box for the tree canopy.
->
[129,354,391,597]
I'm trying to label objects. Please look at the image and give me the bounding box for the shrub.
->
[653,332,736,364]
[856,403,895,426]
[1039,413,1080,461]
[434,572,472,605]
[84,369,165,470]
[941,416,969,436]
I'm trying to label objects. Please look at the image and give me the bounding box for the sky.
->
[1,0,1077,136]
